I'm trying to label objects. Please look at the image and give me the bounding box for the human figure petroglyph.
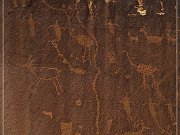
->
[48,20,66,43]
[120,94,133,123]
[22,56,63,95]
[122,51,159,89]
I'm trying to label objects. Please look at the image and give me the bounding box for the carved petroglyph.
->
[128,33,138,43]
[43,110,53,119]
[107,21,116,36]
[146,36,162,46]
[143,99,170,134]
[123,51,159,89]
[76,9,101,135]
[75,99,82,107]
[50,40,86,75]
[106,51,117,64]
[164,101,176,122]
[122,120,150,135]
[120,94,133,123]
[60,122,73,135]
[48,20,65,43]
[28,13,35,37]
[151,78,165,100]
[22,56,63,95]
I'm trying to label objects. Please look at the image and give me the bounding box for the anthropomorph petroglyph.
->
[120,94,133,123]
[48,20,66,43]
[22,56,63,95]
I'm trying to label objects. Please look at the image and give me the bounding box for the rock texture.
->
[2,0,179,135]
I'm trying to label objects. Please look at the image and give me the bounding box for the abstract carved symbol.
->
[22,56,63,96]
[60,122,73,135]
[123,51,159,89]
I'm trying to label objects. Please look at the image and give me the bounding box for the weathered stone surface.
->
[3,0,178,135]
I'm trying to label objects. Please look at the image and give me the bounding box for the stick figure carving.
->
[22,56,63,95]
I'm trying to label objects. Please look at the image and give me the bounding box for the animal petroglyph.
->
[60,122,73,135]
[120,94,133,123]
[123,51,159,89]
[43,110,53,119]
[22,56,63,95]
[28,13,35,37]
[146,36,162,46]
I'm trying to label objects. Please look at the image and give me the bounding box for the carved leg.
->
[141,74,149,89]
[53,78,63,95]
[29,78,41,93]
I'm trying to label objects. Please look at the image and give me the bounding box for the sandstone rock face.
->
[2,0,178,135]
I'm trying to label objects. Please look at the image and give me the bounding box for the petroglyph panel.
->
[3,0,177,135]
